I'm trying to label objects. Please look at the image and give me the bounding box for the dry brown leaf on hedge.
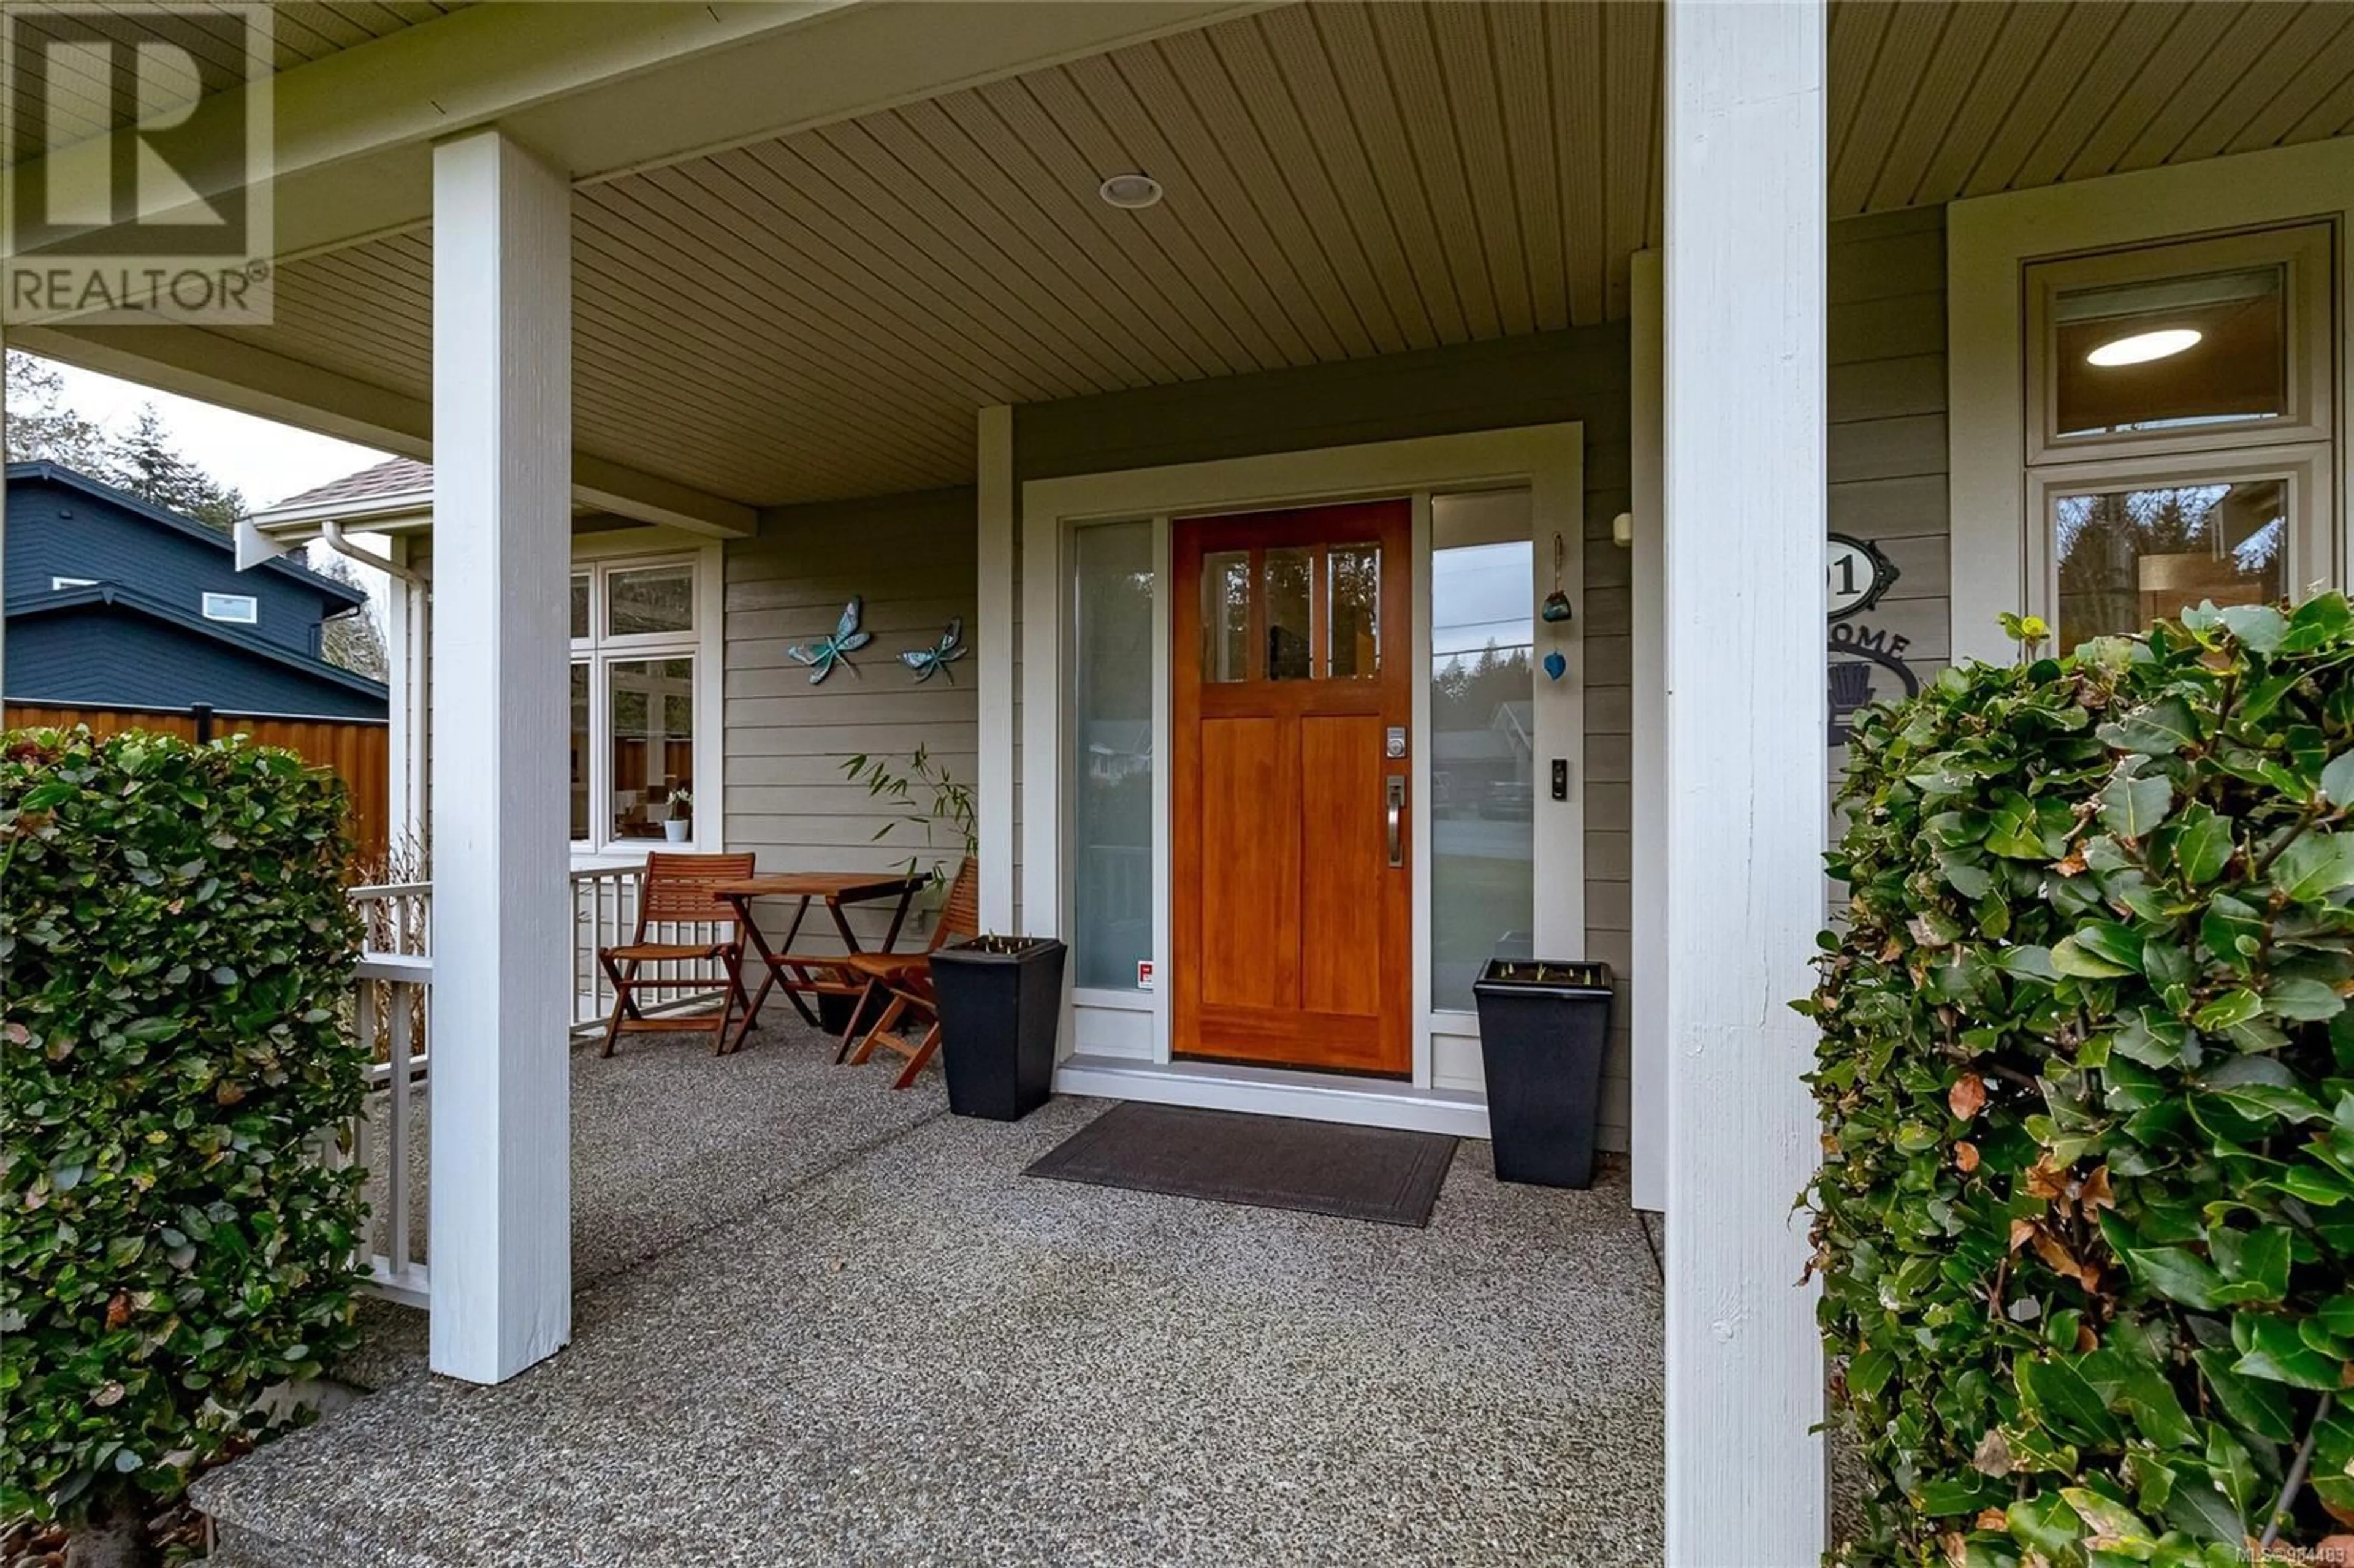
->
[1975,1509,2008,1531]
[1971,1429,2014,1477]
[1941,1531,1968,1568]
[2009,1218,2039,1253]
[2079,1166,2115,1214]
[1956,1141,1981,1173]
[1950,1073,1987,1121]
[2025,1155,2071,1203]
[2054,848,2089,877]
[2022,1220,2102,1290]
[104,1293,128,1329]
[215,1080,246,1106]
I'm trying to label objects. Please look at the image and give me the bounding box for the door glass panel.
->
[569,662,590,841]
[1430,490,1535,1013]
[2054,266,2287,439]
[2055,479,2287,644]
[1201,550,1249,683]
[607,564,695,636]
[1264,546,1312,680]
[1073,523,1155,991]
[570,574,591,641]
[608,658,694,840]
[1327,542,1381,678]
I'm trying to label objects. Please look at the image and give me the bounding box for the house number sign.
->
[1827,534,1899,622]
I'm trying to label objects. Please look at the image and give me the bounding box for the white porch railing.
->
[570,865,641,1032]
[569,864,728,1033]
[333,867,731,1309]
[342,881,435,1306]
[344,949,432,1307]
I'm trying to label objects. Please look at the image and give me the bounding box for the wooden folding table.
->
[712,871,927,1052]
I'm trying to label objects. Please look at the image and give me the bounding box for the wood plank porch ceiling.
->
[216,0,2354,509]
[6,2,471,151]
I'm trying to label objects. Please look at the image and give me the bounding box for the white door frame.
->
[1015,424,1586,1126]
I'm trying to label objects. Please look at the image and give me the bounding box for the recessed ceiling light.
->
[1098,173,1164,210]
[2086,327,2202,367]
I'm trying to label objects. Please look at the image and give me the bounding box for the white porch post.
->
[427,127,573,1384]
[1662,1,1828,1562]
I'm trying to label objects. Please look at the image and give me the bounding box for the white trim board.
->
[976,406,1017,932]
[1054,1056,1493,1141]
[1947,137,2354,667]
[1019,424,1586,1119]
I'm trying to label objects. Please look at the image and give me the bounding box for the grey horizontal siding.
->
[723,487,978,951]
[1829,207,1952,792]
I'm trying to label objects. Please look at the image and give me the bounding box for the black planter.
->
[1472,959,1615,1189]
[929,936,1068,1121]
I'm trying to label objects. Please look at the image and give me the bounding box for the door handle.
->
[1385,777,1406,868]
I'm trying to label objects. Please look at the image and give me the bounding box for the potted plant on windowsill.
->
[1471,959,1615,1188]
[663,788,692,843]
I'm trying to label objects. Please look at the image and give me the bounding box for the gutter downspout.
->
[322,519,427,585]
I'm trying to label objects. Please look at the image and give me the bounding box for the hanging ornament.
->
[1543,649,1567,682]
[1541,531,1574,623]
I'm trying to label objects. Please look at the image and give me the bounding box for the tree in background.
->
[3,352,112,475]
[107,406,246,531]
[303,550,390,681]
[5,354,247,530]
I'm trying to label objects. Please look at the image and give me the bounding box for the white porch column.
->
[1662,2,1827,1562]
[427,128,573,1384]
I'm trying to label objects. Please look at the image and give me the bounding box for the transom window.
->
[570,555,699,849]
[201,592,258,623]
[2024,223,2336,646]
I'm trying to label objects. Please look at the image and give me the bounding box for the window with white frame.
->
[2024,222,2337,647]
[570,557,699,849]
[201,591,259,624]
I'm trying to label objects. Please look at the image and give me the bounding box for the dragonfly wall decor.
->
[787,596,872,683]
[898,618,968,683]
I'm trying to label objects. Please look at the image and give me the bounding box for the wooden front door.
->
[1171,499,1413,1077]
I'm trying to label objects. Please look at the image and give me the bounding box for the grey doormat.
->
[1024,1102,1458,1228]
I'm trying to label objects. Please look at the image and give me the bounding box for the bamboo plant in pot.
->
[842,748,1065,1118]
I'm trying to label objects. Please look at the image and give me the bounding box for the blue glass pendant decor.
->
[787,596,872,683]
[1542,649,1567,682]
[898,618,969,683]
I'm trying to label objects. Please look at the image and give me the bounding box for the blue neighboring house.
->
[5,462,390,721]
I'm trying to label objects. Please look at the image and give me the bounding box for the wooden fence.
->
[4,703,392,856]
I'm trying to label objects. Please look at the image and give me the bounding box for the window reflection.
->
[1075,523,1154,990]
[2056,479,2287,644]
[2055,267,2286,439]
[1201,550,1248,683]
[1430,491,1535,1013]
[1264,547,1312,680]
[607,658,694,840]
[1328,544,1380,678]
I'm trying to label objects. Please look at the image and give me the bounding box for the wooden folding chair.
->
[597,852,758,1057]
[844,856,980,1088]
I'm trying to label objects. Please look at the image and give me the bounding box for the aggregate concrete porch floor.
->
[197,1022,1666,1567]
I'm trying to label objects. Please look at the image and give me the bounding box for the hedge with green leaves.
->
[1807,596,2354,1567]
[1,728,368,1529]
